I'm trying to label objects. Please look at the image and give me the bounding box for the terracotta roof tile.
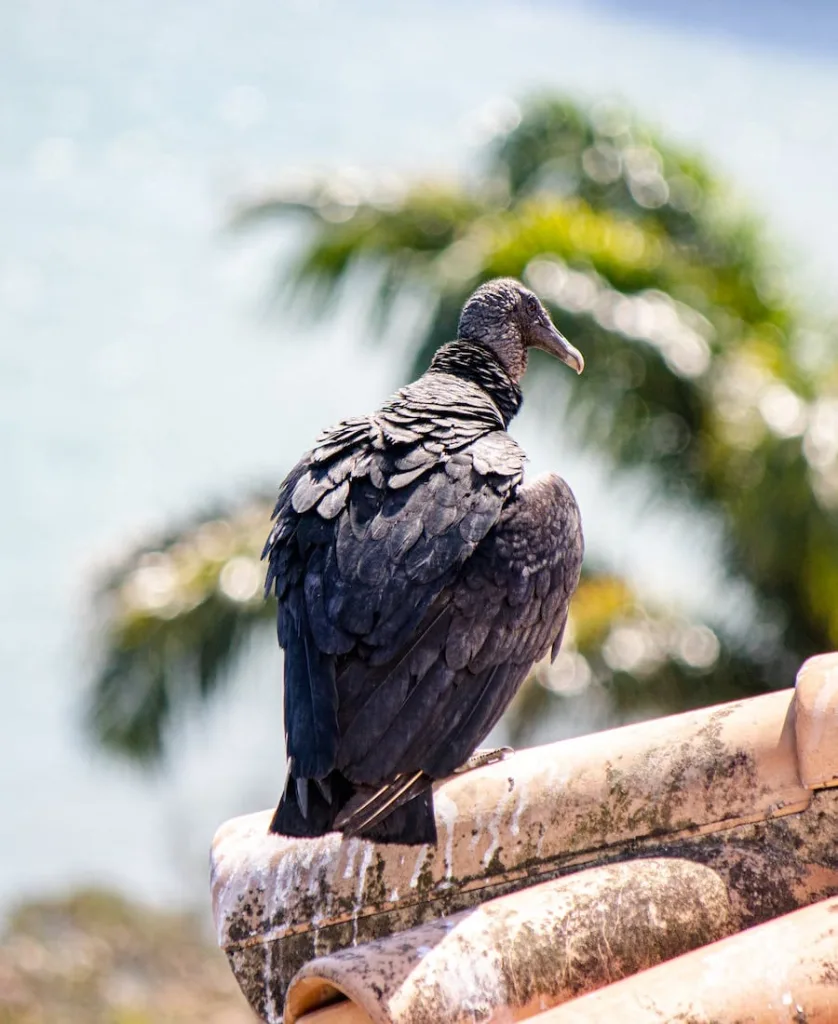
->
[794,652,838,788]
[210,653,838,1023]
[285,859,730,1024]
[534,895,838,1023]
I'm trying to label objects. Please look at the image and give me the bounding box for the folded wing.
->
[333,472,583,836]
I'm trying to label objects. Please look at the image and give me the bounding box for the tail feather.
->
[269,769,437,845]
[334,770,427,835]
[360,787,437,845]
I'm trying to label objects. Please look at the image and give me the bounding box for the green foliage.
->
[88,94,838,761]
[88,498,273,761]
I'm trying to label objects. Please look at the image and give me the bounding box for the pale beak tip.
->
[531,320,585,376]
[561,341,585,376]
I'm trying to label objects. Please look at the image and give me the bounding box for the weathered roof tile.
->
[794,651,838,789]
[285,859,731,1024]
[534,895,838,1023]
[210,655,838,1022]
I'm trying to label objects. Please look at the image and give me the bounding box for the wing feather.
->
[280,596,339,779]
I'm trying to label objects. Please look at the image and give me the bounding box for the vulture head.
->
[458,277,584,382]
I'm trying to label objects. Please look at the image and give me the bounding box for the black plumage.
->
[264,278,585,844]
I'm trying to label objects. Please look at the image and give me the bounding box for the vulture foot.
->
[453,746,514,775]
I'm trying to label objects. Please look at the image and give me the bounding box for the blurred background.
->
[4,0,838,1018]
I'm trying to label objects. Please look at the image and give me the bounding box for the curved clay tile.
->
[284,858,731,1024]
[211,654,838,1021]
[532,895,838,1023]
[794,652,838,789]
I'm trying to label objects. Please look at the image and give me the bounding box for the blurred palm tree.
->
[89,95,838,762]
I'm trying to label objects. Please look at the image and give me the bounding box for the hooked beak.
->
[530,320,585,375]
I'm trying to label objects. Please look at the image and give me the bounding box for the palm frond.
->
[505,570,756,745]
[87,497,275,761]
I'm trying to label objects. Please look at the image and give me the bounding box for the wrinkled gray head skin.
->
[458,277,584,382]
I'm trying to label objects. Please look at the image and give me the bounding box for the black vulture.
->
[264,278,584,845]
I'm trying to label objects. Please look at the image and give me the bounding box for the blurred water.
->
[2,0,838,922]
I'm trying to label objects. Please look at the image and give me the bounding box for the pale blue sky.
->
[591,0,838,58]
